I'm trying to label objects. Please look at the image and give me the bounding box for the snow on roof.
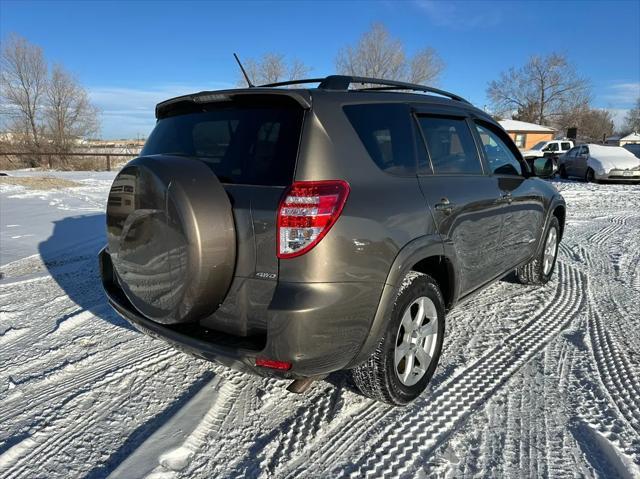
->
[498,119,556,132]
[620,132,640,141]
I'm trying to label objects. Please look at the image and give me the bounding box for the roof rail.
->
[258,75,471,104]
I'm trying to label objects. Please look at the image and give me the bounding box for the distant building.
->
[498,119,556,150]
[605,132,640,146]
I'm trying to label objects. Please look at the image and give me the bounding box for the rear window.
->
[343,104,415,175]
[141,104,303,186]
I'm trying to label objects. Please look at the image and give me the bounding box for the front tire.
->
[352,272,445,406]
[585,168,596,183]
[516,216,560,285]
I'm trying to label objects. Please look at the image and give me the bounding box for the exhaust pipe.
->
[286,376,323,394]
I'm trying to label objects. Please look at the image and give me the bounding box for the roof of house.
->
[498,119,556,132]
[620,132,640,141]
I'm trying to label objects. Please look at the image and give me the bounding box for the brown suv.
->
[100,75,565,405]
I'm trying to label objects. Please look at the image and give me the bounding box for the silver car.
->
[558,144,640,182]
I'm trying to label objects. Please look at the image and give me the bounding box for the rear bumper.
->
[100,248,382,378]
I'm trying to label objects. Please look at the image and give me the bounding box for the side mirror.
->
[532,157,555,178]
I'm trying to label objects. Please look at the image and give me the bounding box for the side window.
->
[578,146,588,156]
[475,123,522,176]
[546,142,559,152]
[343,104,416,175]
[417,116,483,175]
[561,142,571,150]
[565,148,578,158]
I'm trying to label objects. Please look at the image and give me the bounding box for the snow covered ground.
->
[1,171,639,478]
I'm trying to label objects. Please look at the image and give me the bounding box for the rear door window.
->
[416,116,483,175]
[142,104,303,186]
[561,142,572,150]
[343,104,416,175]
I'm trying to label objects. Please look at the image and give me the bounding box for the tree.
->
[335,23,444,85]
[46,65,100,155]
[0,33,100,166]
[0,34,48,150]
[623,98,640,133]
[487,53,590,125]
[236,53,311,86]
[557,106,614,142]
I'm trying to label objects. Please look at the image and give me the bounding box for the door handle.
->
[501,192,513,204]
[434,197,454,214]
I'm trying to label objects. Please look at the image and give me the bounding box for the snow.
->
[1,171,640,478]
[498,119,556,132]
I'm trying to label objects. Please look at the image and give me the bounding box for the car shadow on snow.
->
[39,212,136,332]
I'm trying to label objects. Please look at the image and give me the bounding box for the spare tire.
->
[106,155,236,324]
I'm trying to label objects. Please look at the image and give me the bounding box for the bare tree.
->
[0,34,48,151]
[623,98,640,134]
[0,33,100,167]
[237,53,311,86]
[557,106,614,142]
[46,65,100,156]
[487,53,590,125]
[335,23,444,85]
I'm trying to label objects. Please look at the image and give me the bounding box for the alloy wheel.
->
[394,296,439,386]
[543,226,558,275]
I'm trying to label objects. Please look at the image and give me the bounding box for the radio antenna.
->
[233,53,254,88]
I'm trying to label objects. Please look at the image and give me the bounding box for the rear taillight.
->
[277,180,350,259]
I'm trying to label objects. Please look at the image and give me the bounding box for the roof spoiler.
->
[155,88,312,118]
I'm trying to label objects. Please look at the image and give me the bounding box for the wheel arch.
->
[553,204,566,240]
[347,234,457,367]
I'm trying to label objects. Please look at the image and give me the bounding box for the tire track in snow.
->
[587,305,640,433]
[0,349,181,478]
[0,343,176,426]
[281,262,585,479]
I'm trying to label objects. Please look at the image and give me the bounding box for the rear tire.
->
[352,272,445,406]
[516,216,560,285]
[559,165,568,179]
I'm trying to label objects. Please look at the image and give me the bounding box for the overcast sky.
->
[2,0,638,139]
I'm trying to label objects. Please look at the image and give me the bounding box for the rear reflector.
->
[277,180,350,258]
[255,358,292,370]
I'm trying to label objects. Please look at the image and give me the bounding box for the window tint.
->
[417,116,482,174]
[565,147,578,157]
[343,104,415,175]
[578,146,588,155]
[546,143,559,152]
[475,124,522,176]
[142,105,303,186]
[561,142,571,150]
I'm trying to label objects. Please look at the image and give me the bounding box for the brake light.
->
[277,180,350,258]
[255,358,292,370]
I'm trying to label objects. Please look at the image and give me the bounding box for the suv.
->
[100,75,566,405]
[521,139,574,160]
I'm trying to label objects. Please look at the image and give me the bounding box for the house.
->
[605,132,640,146]
[498,119,556,150]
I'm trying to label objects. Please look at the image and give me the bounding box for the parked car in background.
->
[623,143,640,159]
[558,144,640,182]
[521,139,574,160]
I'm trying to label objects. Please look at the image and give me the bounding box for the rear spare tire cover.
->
[106,155,236,324]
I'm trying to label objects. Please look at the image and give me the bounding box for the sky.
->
[1,0,639,139]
